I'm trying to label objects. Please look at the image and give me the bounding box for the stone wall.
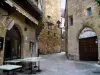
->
[10,14,36,58]
[38,0,61,54]
[0,7,37,65]
[65,0,100,60]
[38,24,61,54]
[43,0,60,24]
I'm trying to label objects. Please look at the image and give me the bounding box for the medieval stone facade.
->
[38,0,61,54]
[65,0,100,60]
[0,0,42,65]
[43,0,60,24]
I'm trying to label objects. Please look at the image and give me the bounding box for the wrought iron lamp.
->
[56,20,61,28]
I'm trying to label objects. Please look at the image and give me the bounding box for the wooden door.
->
[79,36,98,61]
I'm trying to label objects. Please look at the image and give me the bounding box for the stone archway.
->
[4,24,23,60]
[79,27,98,61]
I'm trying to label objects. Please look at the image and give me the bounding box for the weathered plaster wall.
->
[65,0,100,60]
[10,13,36,58]
[0,8,36,65]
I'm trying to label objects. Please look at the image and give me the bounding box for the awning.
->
[5,0,38,25]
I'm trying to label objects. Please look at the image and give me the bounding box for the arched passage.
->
[79,27,98,61]
[4,25,22,60]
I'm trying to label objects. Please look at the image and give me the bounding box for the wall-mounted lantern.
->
[56,20,61,28]
[24,27,27,31]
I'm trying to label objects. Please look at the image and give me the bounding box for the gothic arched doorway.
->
[79,27,98,61]
[4,25,21,60]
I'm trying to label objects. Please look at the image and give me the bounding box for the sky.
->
[60,0,66,28]
[60,0,66,18]
[60,0,66,9]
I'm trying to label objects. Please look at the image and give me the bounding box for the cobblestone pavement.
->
[35,52,100,75]
[2,52,100,75]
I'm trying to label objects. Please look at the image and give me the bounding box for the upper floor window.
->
[69,15,73,26]
[87,7,92,16]
[99,13,100,18]
[35,0,38,2]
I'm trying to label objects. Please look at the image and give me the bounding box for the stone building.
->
[0,0,43,65]
[38,0,61,54]
[65,0,100,61]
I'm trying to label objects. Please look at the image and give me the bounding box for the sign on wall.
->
[79,27,96,39]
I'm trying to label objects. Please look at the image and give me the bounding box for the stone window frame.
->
[69,15,73,26]
[87,7,92,16]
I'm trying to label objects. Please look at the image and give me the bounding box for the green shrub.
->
[96,0,100,6]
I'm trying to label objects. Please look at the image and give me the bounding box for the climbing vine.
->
[96,0,100,6]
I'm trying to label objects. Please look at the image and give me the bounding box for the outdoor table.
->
[5,59,22,64]
[23,57,37,68]
[5,59,25,72]
[0,64,22,75]
[4,57,43,74]
[22,57,42,74]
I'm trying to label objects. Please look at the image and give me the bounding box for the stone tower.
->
[38,0,61,54]
[43,0,60,23]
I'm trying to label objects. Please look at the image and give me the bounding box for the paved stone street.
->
[35,52,100,75]
[1,52,100,75]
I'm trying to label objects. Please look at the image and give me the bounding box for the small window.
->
[99,13,100,18]
[35,0,38,2]
[54,33,56,37]
[48,31,50,35]
[69,15,73,26]
[87,7,92,16]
